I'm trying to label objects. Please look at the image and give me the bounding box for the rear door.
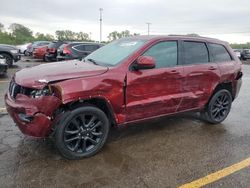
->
[126,40,185,122]
[208,43,235,83]
[178,41,220,111]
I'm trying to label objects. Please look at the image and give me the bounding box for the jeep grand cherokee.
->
[5,35,242,159]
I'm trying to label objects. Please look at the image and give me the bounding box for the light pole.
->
[99,8,103,43]
[146,22,151,35]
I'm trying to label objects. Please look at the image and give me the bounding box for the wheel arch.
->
[206,82,234,108]
[213,82,233,99]
[0,51,13,58]
[61,97,117,127]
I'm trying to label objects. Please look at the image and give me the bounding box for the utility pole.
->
[99,8,103,43]
[146,23,151,35]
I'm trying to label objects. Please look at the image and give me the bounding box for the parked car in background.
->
[233,49,241,59]
[57,42,103,61]
[240,49,250,60]
[0,55,8,75]
[27,41,50,55]
[44,41,68,62]
[17,43,32,56]
[0,44,21,66]
[5,35,242,159]
[33,45,49,60]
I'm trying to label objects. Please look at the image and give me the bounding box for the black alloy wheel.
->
[55,106,110,159]
[202,89,232,124]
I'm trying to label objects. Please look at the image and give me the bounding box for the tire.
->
[202,89,232,124]
[43,55,47,62]
[0,53,13,67]
[55,106,110,159]
[24,50,29,56]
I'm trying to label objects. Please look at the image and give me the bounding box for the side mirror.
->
[135,56,155,70]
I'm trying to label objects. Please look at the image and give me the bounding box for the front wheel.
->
[55,106,110,159]
[202,89,232,124]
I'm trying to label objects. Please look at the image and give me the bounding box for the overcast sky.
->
[0,0,249,43]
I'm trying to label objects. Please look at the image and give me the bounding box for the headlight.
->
[30,88,51,98]
[10,49,18,54]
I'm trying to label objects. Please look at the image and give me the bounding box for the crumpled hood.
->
[14,60,108,89]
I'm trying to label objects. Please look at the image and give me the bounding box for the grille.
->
[9,81,21,99]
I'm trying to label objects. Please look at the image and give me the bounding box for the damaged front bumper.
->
[5,92,61,138]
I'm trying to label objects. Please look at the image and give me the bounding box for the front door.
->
[125,41,184,122]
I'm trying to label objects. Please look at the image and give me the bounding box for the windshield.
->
[84,38,147,66]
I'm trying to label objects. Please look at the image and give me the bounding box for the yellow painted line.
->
[0,80,9,83]
[179,157,250,188]
[0,107,6,113]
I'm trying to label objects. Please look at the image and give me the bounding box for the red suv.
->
[5,36,242,159]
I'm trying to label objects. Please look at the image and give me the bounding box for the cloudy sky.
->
[0,0,249,43]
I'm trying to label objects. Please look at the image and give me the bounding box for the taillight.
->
[63,45,71,54]
[235,71,243,80]
[49,48,56,53]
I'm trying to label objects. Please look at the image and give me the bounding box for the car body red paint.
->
[5,35,242,138]
[33,45,48,59]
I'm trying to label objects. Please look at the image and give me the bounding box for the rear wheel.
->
[202,89,232,124]
[55,106,110,159]
[0,53,13,67]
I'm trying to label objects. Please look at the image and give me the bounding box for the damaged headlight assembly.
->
[30,87,51,98]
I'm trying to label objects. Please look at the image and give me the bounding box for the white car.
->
[16,43,31,56]
[233,49,242,59]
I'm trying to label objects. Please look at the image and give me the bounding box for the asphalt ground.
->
[0,57,250,188]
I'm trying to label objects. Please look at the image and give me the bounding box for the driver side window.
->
[143,41,177,68]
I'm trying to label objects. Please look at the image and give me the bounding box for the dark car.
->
[57,42,103,61]
[5,35,242,159]
[0,44,21,66]
[0,55,8,75]
[240,49,250,60]
[27,41,50,55]
[44,41,68,62]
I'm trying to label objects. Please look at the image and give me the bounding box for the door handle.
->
[170,70,178,74]
[208,66,217,70]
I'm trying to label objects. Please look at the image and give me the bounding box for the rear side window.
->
[183,41,209,65]
[84,45,99,51]
[48,42,64,48]
[73,44,85,51]
[209,43,232,62]
[143,41,177,68]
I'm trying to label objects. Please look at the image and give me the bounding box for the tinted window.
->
[84,45,99,51]
[48,41,64,48]
[183,41,209,64]
[74,44,85,51]
[143,41,177,68]
[209,43,232,62]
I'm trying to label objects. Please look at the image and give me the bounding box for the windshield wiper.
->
[87,58,99,65]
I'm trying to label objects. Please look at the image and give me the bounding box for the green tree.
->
[35,32,54,41]
[108,30,140,41]
[55,30,76,41]
[107,31,121,41]
[9,23,33,44]
[230,42,250,49]
[76,32,91,41]
[0,23,4,32]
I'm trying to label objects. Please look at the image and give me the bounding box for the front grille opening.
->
[9,81,33,99]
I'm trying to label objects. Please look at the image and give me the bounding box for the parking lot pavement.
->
[0,59,250,188]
